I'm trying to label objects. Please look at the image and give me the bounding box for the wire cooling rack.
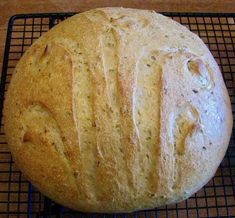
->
[0,12,235,218]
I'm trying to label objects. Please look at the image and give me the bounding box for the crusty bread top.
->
[4,8,233,212]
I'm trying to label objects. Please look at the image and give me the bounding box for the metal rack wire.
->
[0,12,234,218]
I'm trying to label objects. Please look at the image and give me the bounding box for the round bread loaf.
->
[4,7,232,212]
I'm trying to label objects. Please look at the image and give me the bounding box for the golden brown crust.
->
[4,7,233,212]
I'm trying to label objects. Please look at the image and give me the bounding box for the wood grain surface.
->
[0,0,235,74]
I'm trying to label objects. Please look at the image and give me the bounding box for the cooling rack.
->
[0,12,235,218]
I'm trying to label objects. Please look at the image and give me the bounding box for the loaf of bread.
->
[4,7,232,212]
